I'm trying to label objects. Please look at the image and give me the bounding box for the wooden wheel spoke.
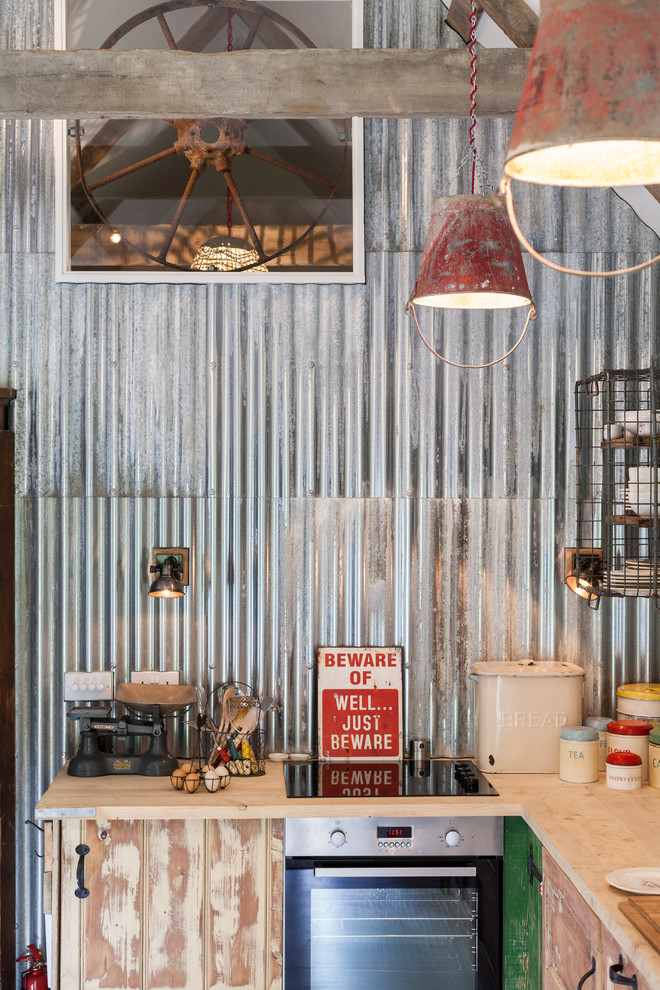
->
[156,12,179,49]
[178,6,228,52]
[245,147,335,189]
[86,146,179,191]
[157,167,201,262]
[222,170,266,261]
[241,12,264,50]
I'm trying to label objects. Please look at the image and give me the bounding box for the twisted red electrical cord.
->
[226,7,234,234]
[468,0,478,194]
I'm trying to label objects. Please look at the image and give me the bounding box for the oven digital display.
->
[377,826,413,839]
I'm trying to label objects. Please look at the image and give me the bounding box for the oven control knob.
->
[444,829,461,847]
[330,829,347,848]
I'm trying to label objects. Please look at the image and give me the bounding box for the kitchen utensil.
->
[606,869,660,894]
[227,694,261,741]
[67,683,197,777]
[208,685,236,764]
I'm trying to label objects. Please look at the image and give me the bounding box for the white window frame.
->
[54,0,364,284]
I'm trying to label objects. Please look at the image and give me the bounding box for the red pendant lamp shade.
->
[505,0,660,187]
[410,194,533,309]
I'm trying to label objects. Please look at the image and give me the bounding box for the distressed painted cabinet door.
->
[58,818,283,990]
[542,851,601,990]
[60,818,143,989]
[601,927,654,990]
[503,817,543,990]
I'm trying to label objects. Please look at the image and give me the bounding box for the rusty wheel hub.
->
[169,117,248,171]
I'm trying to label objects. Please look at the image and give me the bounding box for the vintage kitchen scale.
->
[67,683,197,777]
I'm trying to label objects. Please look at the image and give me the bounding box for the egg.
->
[204,768,220,792]
[217,765,231,789]
[179,762,194,774]
[170,768,187,791]
[184,770,201,793]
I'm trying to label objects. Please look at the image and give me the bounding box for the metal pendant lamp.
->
[504,0,660,188]
[410,194,533,310]
[501,0,660,278]
[191,235,268,273]
[407,0,536,370]
[407,193,537,369]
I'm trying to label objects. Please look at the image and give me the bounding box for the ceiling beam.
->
[475,0,539,47]
[445,0,484,45]
[0,47,531,120]
[446,0,538,47]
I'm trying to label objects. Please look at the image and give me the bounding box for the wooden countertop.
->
[37,762,660,988]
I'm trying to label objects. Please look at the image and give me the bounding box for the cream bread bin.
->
[471,659,585,773]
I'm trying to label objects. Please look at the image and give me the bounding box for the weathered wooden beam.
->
[445,0,484,45]
[478,0,539,48]
[0,47,531,119]
[647,185,660,206]
[446,0,538,48]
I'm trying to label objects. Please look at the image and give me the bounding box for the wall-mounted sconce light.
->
[564,547,603,611]
[501,0,660,277]
[149,547,189,599]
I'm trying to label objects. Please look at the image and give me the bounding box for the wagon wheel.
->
[71,0,351,271]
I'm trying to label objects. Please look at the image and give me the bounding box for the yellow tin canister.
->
[616,683,660,729]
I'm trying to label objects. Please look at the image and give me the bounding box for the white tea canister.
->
[583,716,611,772]
[606,751,642,790]
[560,726,599,783]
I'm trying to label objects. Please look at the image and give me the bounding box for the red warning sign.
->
[317,648,403,760]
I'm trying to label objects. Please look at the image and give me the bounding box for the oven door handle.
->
[314,867,478,878]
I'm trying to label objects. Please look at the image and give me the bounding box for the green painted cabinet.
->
[503,817,543,990]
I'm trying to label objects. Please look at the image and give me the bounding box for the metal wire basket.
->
[574,367,660,609]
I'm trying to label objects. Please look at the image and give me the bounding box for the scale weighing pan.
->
[115,683,197,715]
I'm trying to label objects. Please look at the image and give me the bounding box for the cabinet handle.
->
[577,956,596,989]
[74,843,90,899]
[609,955,638,988]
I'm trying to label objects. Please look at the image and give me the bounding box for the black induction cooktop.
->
[283,758,498,799]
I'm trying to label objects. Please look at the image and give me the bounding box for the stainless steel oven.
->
[284,816,502,990]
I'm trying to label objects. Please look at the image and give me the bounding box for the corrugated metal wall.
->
[2,0,660,971]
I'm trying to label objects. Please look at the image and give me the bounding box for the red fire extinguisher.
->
[16,945,49,990]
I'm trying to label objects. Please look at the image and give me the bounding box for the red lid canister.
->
[606,719,654,736]
[605,751,643,766]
